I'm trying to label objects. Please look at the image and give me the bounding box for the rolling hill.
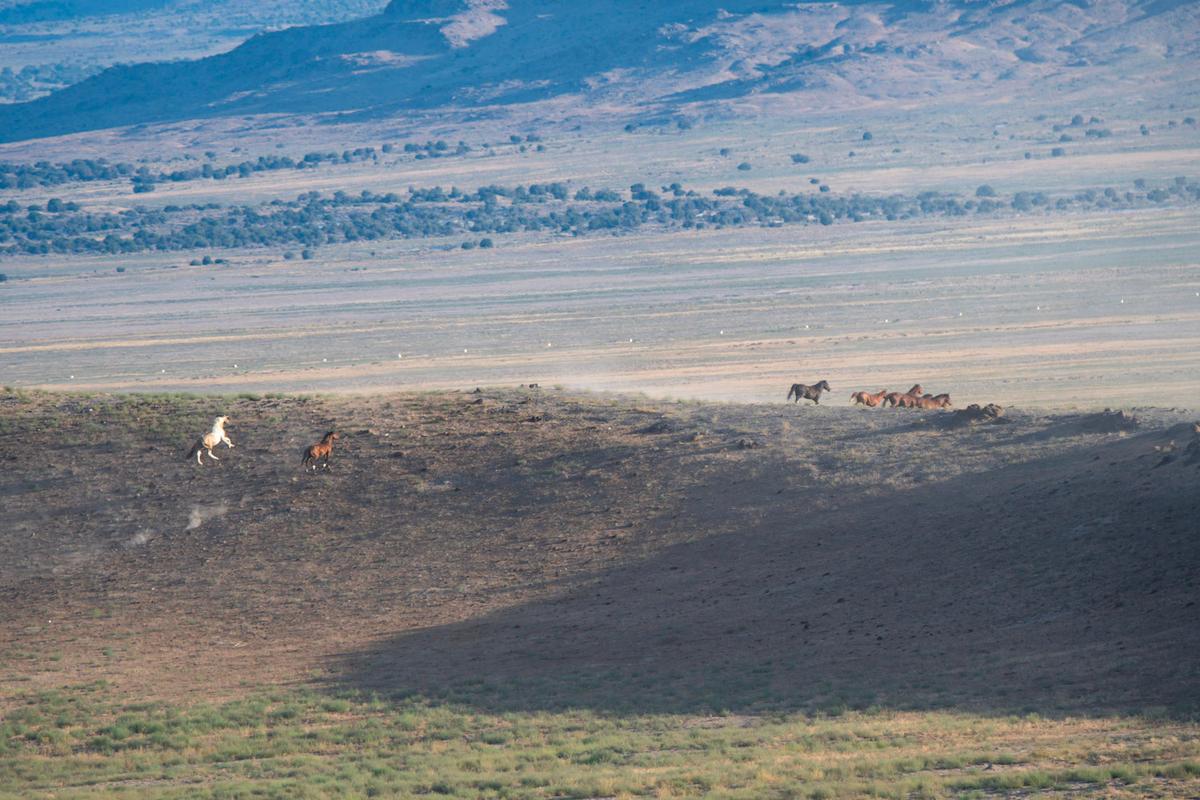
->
[1,0,1197,143]
[2,388,1198,715]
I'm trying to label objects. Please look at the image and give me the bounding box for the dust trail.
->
[186,502,229,531]
[125,531,154,547]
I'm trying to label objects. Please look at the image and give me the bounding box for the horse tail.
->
[186,438,201,461]
[787,385,796,401]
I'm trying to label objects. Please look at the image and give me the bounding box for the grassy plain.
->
[2,208,1198,408]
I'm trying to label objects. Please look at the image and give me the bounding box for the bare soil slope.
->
[1,389,1197,716]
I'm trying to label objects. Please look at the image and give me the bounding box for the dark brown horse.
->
[302,431,339,470]
[850,389,888,407]
[787,380,832,404]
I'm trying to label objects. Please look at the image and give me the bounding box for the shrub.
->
[975,184,997,197]
[862,131,873,140]
[301,249,313,259]
[790,153,810,164]
[479,238,494,248]
[736,162,752,171]
[1050,147,1065,157]
[115,266,125,273]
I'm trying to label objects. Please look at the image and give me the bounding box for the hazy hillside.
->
[0,0,389,103]
[2,0,1197,142]
[0,0,172,24]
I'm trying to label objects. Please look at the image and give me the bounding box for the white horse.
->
[187,416,234,465]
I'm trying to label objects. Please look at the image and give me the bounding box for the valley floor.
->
[3,208,1199,409]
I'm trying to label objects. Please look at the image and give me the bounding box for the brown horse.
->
[883,384,925,408]
[302,431,339,470]
[850,389,888,407]
[914,393,953,409]
[787,380,832,404]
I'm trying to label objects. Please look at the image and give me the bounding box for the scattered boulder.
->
[1076,408,1138,433]
[1157,422,1200,467]
[947,403,1007,426]
[1185,429,1200,466]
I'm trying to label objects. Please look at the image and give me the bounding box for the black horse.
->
[787,380,832,404]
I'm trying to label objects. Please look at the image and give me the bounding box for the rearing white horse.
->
[187,416,234,465]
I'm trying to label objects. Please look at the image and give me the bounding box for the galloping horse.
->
[787,380,832,404]
[302,431,340,470]
[883,384,925,408]
[851,389,888,407]
[187,416,234,465]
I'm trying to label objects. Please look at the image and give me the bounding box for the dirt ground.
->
[2,388,1197,717]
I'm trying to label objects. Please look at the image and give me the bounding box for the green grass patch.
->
[0,684,1197,798]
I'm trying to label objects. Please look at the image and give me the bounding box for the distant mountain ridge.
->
[0,0,171,25]
[1,0,1197,143]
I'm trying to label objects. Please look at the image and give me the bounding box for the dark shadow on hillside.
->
[330,426,1200,717]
